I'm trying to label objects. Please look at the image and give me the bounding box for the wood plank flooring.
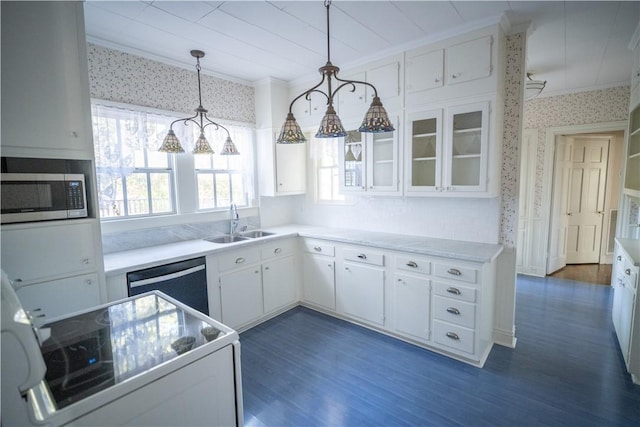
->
[240,275,640,426]
[549,263,612,285]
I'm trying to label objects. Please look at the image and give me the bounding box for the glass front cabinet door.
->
[339,116,400,195]
[405,102,489,195]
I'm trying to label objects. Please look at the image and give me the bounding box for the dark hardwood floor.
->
[240,275,640,426]
[549,263,612,285]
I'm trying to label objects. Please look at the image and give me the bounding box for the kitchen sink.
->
[204,235,250,244]
[240,230,275,238]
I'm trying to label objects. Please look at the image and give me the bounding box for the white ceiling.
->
[84,1,639,97]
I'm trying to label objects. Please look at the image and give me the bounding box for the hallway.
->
[549,263,612,285]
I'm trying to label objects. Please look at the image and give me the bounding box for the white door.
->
[547,136,573,274]
[566,137,610,264]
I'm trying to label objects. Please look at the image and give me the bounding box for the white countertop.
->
[104,224,504,276]
[617,238,640,266]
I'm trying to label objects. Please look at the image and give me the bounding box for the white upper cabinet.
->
[1,1,93,159]
[406,49,444,94]
[405,31,498,106]
[256,129,307,197]
[405,101,491,196]
[446,36,492,85]
[338,115,401,195]
[337,71,368,119]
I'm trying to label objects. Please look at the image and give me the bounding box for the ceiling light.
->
[525,72,546,100]
[159,50,239,155]
[276,0,394,144]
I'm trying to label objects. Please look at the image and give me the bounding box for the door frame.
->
[541,121,627,275]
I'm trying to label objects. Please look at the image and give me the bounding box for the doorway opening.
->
[517,121,627,286]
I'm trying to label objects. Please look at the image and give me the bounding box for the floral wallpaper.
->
[86,43,255,124]
[524,86,629,217]
[499,33,526,248]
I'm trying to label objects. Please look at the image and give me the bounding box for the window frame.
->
[91,99,256,226]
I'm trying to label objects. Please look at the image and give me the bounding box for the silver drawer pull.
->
[625,268,631,276]
[314,246,322,252]
[446,332,460,340]
[446,287,461,295]
[357,254,367,260]
[617,255,622,261]
[446,307,461,315]
[447,268,462,276]
[406,261,418,268]
[235,257,245,264]
[274,248,282,254]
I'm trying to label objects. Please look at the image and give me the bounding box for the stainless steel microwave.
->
[1,173,88,224]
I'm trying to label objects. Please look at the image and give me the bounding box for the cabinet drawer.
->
[434,262,478,284]
[303,240,335,256]
[433,295,476,329]
[395,255,431,275]
[433,320,475,355]
[433,281,477,303]
[343,248,384,266]
[261,239,295,260]
[218,247,260,272]
[622,267,638,291]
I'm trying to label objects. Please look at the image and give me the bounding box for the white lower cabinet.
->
[611,240,640,383]
[263,255,296,315]
[302,240,336,311]
[219,265,263,330]
[392,273,431,341]
[16,272,100,320]
[336,246,385,326]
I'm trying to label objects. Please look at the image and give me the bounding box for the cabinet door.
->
[16,273,101,319]
[367,61,401,106]
[339,129,366,192]
[302,253,336,310]
[275,143,306,194]
[337,71,367,119]
[219,266,263,330]
[368,115,400,194]
[444,102,489,192]
[446,36,492,85]
[1,221,97,284]
[1,2,92,157]
[393,274,430,341]
[618,283,635,365]
[406,48,444,94]
[338,262,385,325]
[263,255,296,315]
[405,109,443,194]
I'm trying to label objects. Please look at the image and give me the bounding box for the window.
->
[311,135,345,203]
[92,102,255,220]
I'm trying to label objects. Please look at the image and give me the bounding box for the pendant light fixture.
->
[525,72,546,100]
[159,50,239,155]
[276,0,394,144]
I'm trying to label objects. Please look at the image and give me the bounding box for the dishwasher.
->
[127,256,209,315]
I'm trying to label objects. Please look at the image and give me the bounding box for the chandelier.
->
[159,50,239,155]
[276,0,394,144]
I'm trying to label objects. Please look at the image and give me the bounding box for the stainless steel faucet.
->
[229,203,239,235]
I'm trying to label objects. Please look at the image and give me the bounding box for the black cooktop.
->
[39,293,223,409]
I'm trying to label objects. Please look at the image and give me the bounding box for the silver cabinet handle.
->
[83,258,90,265]
[446,287,461,295]
[451,73,461,79]
[345,267,350,271]
[446,332,460,340]
[274,248,282,254]
[357,254,367,260]
[446,307,461,315]
[314,246,322,252]
[235,257,245,264]
[406,261,418,268]
[617,256,622,261]
[265,266,270,271]
[625,268,631,276]
[447,268,462,276]
[328,264,333,268]
[85,279,92,285]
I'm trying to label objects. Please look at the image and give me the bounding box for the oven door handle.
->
[128,264,205,288]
